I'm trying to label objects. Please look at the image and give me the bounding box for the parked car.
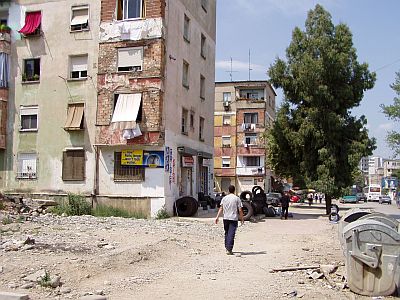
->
[356,192,367,202]
[266,192,281,206]
[339,195,358,203]
[379,195,391,205]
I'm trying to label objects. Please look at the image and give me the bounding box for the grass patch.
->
[1,215,12,225]
[92,204,147,219]
[0,200,4,210]
[49,193,147,219]
[39,271,52,288]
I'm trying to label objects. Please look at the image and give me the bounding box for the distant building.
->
[359,157,369,174]
[383,159,400,177]
[214,81,276,194]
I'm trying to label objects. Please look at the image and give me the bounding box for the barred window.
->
[114,152,145,181]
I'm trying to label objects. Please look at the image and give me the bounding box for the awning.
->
[19,11,41,35]
[64,103,84,130]
[111,93,141,129]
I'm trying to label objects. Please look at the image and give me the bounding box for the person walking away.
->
[280,191,291,220]
[215,185,244,255]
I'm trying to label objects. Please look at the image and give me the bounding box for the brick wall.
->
[98,39,164,77]
[101,0,165,22]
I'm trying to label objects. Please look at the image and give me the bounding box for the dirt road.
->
[1,201,398,299]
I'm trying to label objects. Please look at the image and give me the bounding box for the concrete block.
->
[0,292,30,300]
[79,296,107,300]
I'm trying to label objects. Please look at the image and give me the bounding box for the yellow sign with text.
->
[121,150,143,165]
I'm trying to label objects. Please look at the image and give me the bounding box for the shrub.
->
[66,193,92,216]
[0,200,4,210]
[155,205,170,219]
[39,271,52,288]
[1,215,12,225]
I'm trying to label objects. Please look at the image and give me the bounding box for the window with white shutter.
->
[70,6,89,32]
[117,47,143,72]
[70,55,88,79]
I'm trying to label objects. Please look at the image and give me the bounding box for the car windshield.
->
[267,193,281,198]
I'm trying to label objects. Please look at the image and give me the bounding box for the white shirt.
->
[221,193,243,221]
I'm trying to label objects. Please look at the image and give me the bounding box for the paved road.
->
[334,200,400,220]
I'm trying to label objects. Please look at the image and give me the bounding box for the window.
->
[240,89,265,100]
[70,6,89,31]
[114,152,145,181]
[245,156,261,167]
[117,0,143,20]
[181,108,188,134]
[17,153,37,179]
[201,34,206,58]
[64,103,84,130]
[200,75,205,100]
[182,60,189,88]
[23,58,40,82]
[244,113,258,124]
[223,92,231,103]
[223,115,231,125]
[62,149,85,181]
[19,11,41,36]
[70,55,88,79]
[201,0,208,12]
[245,133,257,145]
[20,106,38,131]
[199,117,205,141]
[118,47,143,72]
[183,14,190,41]
[222,136,231,147]
[222,157,230,168]
[190,111,194,130]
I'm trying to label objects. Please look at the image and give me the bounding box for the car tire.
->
[240,191,252,201]
[329,212,340,222]
[252,185,264,195]
[242,201,253,221]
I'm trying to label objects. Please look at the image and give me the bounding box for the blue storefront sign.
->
[143,151,164,168]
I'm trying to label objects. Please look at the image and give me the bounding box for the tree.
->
[381,71,400,157]
[266,5,376,214]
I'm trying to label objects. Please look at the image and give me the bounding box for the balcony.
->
[236,166,264,176]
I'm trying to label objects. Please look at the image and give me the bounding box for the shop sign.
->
[121,150,143,165]
[202,159,212,167]
[182,156,194,167]
[143,151,164,168]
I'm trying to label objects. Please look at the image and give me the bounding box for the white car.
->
[379,195,391,205]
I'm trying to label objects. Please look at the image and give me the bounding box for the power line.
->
[374,58,400,72]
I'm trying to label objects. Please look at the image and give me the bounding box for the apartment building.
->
[0,1,100,197]
[94,0,216,216]
[214,81,276,194]
[0,0,216,217]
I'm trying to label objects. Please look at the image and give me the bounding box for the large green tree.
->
[266,5,376,214]
[381,71,400,157]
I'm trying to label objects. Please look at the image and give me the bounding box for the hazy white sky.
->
[215,0,400,159]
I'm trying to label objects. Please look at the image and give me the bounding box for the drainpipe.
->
[92,145,99,207]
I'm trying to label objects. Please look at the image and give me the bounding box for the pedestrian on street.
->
[280,191,291,220]
[215,185,244,255]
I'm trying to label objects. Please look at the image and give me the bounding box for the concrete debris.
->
[310,272,324,280]
[0,292,30,300]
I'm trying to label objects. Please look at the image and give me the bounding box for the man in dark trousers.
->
[280,191,291,220]
[215,185,244,255]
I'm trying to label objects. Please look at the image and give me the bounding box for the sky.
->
[215,0,400,159]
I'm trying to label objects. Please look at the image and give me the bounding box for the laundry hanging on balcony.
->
[0,53,9,88]
[19,11,41,35]
[111,93,142,130]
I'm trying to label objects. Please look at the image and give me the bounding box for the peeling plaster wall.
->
[3,0,100,195]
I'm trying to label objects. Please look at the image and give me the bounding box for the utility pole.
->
[225,57,238,81]
[248,49,253,81]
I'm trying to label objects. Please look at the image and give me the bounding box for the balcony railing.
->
[236,166,264,176]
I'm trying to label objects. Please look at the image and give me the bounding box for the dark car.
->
[266,192,281,206]
[379,195,391,205]
[356,192,367,202]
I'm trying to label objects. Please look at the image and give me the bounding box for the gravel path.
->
[0,203,396,299]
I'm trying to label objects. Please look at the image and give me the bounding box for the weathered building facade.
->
[0,0,216,217]
[94,0,215,216]
[214,81,275,194]
[0,0,100,197]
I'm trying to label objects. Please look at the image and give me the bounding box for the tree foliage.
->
[381,71,400,157]
[266,5,376,199]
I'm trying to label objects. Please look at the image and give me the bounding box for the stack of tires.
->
[239,186,276,220]
[174,196,198,217]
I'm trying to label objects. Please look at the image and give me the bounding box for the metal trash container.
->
[358,212,399,231]
[342,219,400,296]
[338,208,372,251]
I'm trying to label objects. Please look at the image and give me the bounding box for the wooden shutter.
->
[62,150,85,181]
